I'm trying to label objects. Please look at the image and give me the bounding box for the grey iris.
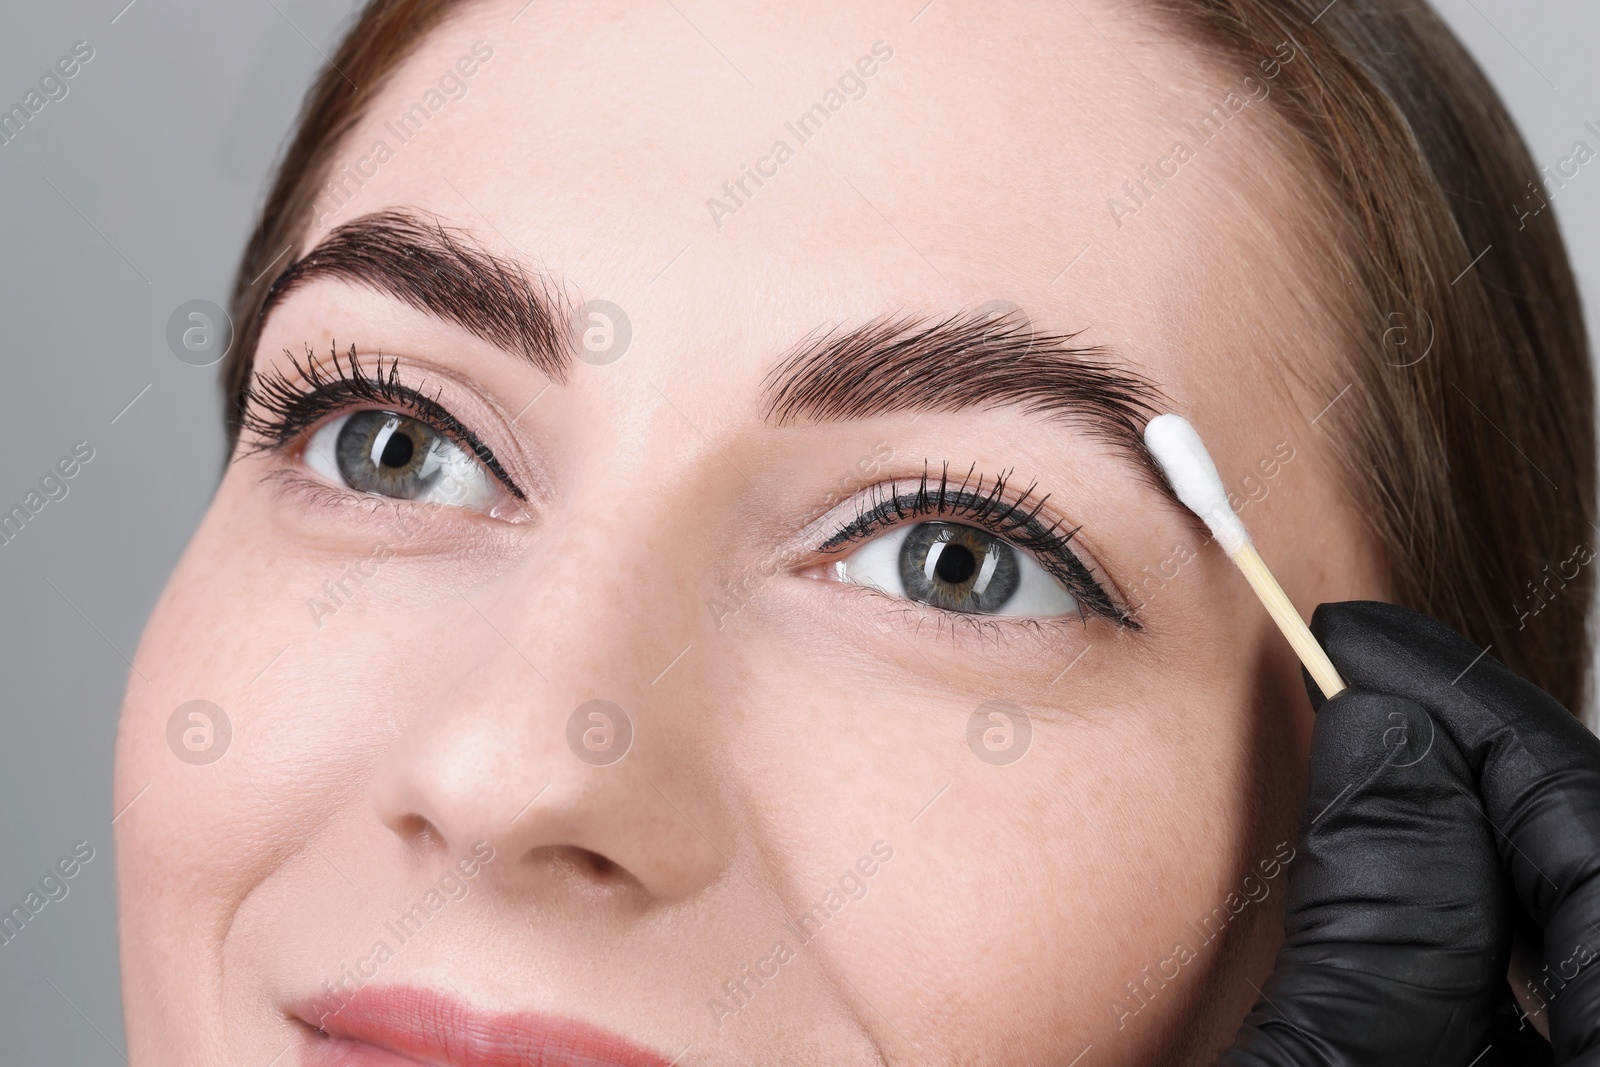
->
[335,410,444,498]
[898,522,1020,612]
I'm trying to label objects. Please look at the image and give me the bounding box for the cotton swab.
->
[1143,414,1346,699]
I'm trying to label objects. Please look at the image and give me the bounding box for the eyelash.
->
[819,462,1139,630]
[240,350,1131,630]
[239,342,527,500]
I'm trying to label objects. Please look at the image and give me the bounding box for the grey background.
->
[0,0,1593,1061]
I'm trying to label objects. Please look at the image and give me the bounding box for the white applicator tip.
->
[1143,413,1252,556]
[1142,412,1347,699]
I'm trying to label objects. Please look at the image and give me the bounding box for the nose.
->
[369,569,726,900]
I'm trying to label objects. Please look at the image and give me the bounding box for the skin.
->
[115,1,1391,1063]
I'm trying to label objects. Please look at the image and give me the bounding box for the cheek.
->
[114,511,295,1051]
[726,640,1290,1064]
[115,487,430,1022]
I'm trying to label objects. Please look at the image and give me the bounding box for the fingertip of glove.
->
[1299,662,1391,722]
[1309,600,1424,646]
[1309,600,1493,695]
[1309,600,1481,658]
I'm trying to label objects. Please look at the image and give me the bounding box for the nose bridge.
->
[368,506,729,899]
[482,483,713,710]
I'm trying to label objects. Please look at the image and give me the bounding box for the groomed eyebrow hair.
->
[259,209,571,383]
[259,221,1175,501]
[760,310,1175,496]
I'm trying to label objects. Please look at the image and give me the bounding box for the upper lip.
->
[292,984,677,1067]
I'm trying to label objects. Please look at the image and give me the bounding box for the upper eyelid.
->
[266,381,524,500]
[813,476,1138,628]
[241,346,528,501]
[811,466,1070,556]
[819,486,1070,553]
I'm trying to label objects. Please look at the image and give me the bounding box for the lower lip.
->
[293,985,675,1067]
[302,1037,426,1066]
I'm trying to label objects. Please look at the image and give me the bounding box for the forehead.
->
[302,0,1335,420]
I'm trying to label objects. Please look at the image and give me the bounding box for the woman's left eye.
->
[303,409,505,511]
[824,521,1081,617]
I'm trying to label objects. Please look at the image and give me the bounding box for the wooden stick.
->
[1231,543,1346,698]
[1143,415,1347,699]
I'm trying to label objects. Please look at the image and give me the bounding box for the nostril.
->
[537,846,632,889]
[582,850,618,880]
[393,814,447,852]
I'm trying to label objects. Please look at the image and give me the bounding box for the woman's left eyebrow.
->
[759,310,1178,500]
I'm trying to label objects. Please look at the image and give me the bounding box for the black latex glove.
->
[1220,601,1600,1066]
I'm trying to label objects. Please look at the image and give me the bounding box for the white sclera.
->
[1143,413,1251,555]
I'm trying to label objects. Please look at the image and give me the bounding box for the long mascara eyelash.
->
[820,461,1139,629]
[239,342,526,500]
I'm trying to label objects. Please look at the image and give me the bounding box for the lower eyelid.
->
[258,467,404,516]
[257,469,537,554]
[838,580,1098,656]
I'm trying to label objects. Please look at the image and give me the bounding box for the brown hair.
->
[1129,0,1594,713]
[222,0,1595,712]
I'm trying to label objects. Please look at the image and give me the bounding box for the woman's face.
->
[116,1,1387,1063]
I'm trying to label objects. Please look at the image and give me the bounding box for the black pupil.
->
[935,542,977,584]
[380,430,414,469]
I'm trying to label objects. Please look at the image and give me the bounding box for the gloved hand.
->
[1220,601,1600,1066]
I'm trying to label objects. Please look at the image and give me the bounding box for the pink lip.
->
[293,985,676,1067]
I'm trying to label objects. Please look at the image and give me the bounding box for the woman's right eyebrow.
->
[259,208,573,385]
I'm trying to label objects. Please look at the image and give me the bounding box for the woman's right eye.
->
[303,409,507,512]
